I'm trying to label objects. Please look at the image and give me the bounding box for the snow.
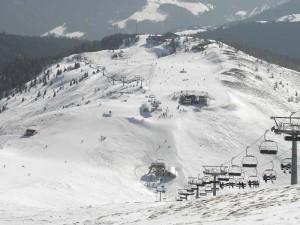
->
[41,23,85,38]
[235,11,248,17]
[113,0,212,28]
[276,14,300,22]
[175,28,207,35]
[0,34,300,224]
[256,21,268,24]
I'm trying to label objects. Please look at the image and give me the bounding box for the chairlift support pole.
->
[203,166,227,196]
[213,175,217,196]
[156,185,165,202]
[292,140,297,184]
[271,114,300,185]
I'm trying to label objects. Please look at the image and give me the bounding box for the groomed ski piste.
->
[0,34,299,224]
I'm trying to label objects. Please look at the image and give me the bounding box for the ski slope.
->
[0,34,299,224]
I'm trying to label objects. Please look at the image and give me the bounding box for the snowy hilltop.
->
[0,33,299,224]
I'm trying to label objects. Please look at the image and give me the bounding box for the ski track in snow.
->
[0,35,300,224]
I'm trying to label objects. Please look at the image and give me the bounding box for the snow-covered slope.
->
[276,14,300,22]
[0,34,299,224]
[2,185,300,224]
[113,0,213,29]
[41,23,85,38]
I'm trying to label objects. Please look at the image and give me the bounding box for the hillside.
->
[200,22,300,61]
[0,34,299,224]
[246,0,300,22]
[0,33,84,65]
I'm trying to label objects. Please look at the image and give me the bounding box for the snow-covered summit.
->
[0,34,299,224]
[41,23,85,39]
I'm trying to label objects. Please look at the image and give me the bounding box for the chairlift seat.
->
[281,158,292,170]
[242,163,257,168]
[228,171,242,176]
[228,165,242,177]
[260,149,278,154]
[242,155,258,168]
[259,140,278,155]
[263,169,277,180]
[218,177,230,181]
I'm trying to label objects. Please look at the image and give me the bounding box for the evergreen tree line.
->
[0,32,85,65]
[0,33,138,98]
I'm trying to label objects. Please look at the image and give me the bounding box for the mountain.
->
[200,22,300,61]
[245,0,300,22]
[0,33,299,223]
[0,0,289,40]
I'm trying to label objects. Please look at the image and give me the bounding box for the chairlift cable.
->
[221,131,268,166]
[257,148,291,169]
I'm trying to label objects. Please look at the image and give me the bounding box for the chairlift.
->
[242,146,258,168]
[218,175,230,182]
[218,164,230,181]
[228,158,242,176]
[259,130,278,155]
[189,177,205,186]
[262,161,277,181]
[199,175,211,185]
[205,185,213,193]
[247,169,260,183]
[281,158,291,172]
[226,178,236,188]
[199,187,207,196]
[176,196,183,201]
[185,184,197,193]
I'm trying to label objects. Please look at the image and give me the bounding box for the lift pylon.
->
[203,166,227,196]
[271,113,300,185]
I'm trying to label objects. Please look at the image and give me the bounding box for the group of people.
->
[219,180,260,189]
[263,174,275,183]
[247,180,260,188]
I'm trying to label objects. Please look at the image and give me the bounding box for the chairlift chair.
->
[263,170,277,180]
[242,147,258,168]
[226,178,236,188]
[228,158,242,176]
[188,177,203,186]
[259,130,278,155]
[281,158,292,172]
[199,188,207,196]
[263,161,277,181]
[205,185,213,193]
[218,175,230,182]
[235,172,247,188]
[176,196,183,201]
[199,175,211,185]
[217,164,229,181]
[247,169,260,183]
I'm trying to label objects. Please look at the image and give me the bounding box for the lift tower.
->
[271,113,300,185]
[203,166,227,196]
